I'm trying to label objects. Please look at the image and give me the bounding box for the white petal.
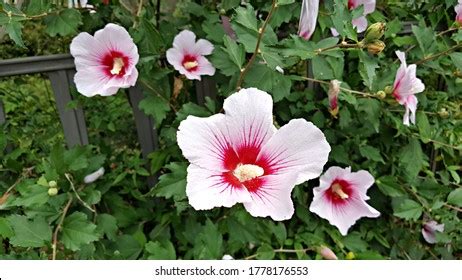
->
[94,24,139,66]
[352,16,368,33]
[310,195,380,235]
[343,169,375,199]
[194,39,214,56]
[84,167,105,184]
[223,88,276,152]
[166,47,185,71]
[298,0,319,40]
[70,32,107,69]
[258,119,330,185]
[186,165,252,210]
[243,173,298,221]
[196,56,216,77]
[173,30,197,54]
[177,114,231,172]
[74,68,111,97]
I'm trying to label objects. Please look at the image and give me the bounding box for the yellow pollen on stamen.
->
[332,183,349,199]
[183,61,198,70]
[233,164,264,182]
[110,57,125,75]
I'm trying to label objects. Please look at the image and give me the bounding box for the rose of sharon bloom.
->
[298,0,319,40]
[455,1,462,25]
[309,166,380,235]
[70,24,139,97]
[166,30,216,80]
[422,220,444,244]
[331,0,376,36]
[177,88,330,221]
[393,51,425,126]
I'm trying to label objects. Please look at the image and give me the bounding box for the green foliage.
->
[0,0,461,261]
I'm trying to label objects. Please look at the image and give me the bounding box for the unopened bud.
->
[367,40,386,55]
[384,86,393,95]
[376,90,386,99]
[438,108,449,118]
[48,180,58,188]
[84,167,105,184]
[222,254,234,260]
[364,22,386,43]
[319,246,337,260]
[346,251,356,260]
[48,188,58,196]
[328,80,341,118]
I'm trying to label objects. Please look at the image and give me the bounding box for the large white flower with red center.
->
[331,0,375,36]
[393,51,425,126]
[309,166,380,235]
[70,23,139,97]
[298,0,319,40]
[166,30,216,80]
[177,88,330,221]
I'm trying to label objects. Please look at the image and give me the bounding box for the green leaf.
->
[154,162,187,201]
[5,20,25,48]
[358,51,378,89]
[358,99,381,132]
[447,188,462,207]
[399,138,425,180]
[145,241,176,260]
[44,9,82,37]
[244,64,292,102]
[221,0,241,11]
[194,219,223,259]
[376,176,406,197]
[138,95,171,128]
[312,55,335,80]
[234,5,258,32]
[13,181,49,207]
[359,145,384,163]
[115,235,143,259]
[392,198,423,221]
[96,214,118,241]
[0,217,14,238]
[417,112,431,143]
[223,35,245,69]
[61,212,99,251]
[256,243,275,260]
[133,19,164,55]
[343,232,369,252]
[450,53,462,71]
[7,215,52,248]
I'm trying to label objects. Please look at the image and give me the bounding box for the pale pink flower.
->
[70,24,139,97]
[166,30,215,80]
[331,0,376,36]
[298,0,319,40]
[309,166,380,235]
[392,51,425,126]
[177,88,330,221]
[455,1,462,25]
[422,220,444,244]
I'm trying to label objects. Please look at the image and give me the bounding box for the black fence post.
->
[47,70,89,148]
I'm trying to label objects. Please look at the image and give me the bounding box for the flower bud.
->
[346,251,356,260]
[319,246,338,260]
[222,254,234,260]
[48,180,58,188]
[48,188,58,196]
[364,22,386,43]
[376,90,386,99]
[367,40,386,55]
[328,80,341,118]
[84,167,105,184]
[384,86,393,95]
[438,108,449,118]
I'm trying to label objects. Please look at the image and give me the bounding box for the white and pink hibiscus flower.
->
[392,51,425,126]
[70,23,139,97]
[332,0,376,36]
[422,220,444,244]
[309,166,380,235]
[455,1,462,25]
[166,30,216,80]
[298,0,319,40]
[177,88,331,221]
